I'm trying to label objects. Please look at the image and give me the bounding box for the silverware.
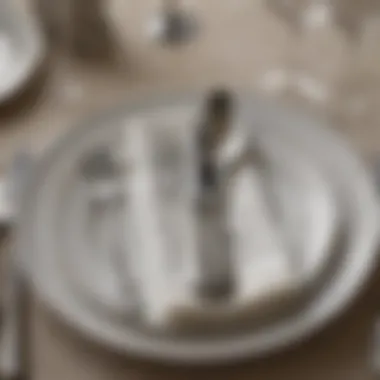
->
[0,152,34,380]
[195,90,235,301]
[372,319,380,377]
[370,156,380,376]
[0,180,12,229]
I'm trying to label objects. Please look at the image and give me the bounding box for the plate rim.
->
[17,91,380,363]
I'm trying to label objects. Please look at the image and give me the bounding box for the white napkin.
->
[165,165,302,328]
[123,124,303,329]
[228,166,300,304]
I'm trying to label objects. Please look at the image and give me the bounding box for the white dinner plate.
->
[17,92,380,364]
[0,0,45,102]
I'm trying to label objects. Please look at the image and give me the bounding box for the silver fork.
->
[0,151,34,380]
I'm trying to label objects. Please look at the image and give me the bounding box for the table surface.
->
[2,1,380,379]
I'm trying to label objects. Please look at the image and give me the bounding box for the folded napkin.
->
[124,123,303,329]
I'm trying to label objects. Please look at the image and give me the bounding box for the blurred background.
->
[2,0,380,379]
[4,0,380,166]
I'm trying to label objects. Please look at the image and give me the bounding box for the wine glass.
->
[260,0,333,107]
[331,0,380,125]
[147,0,199,47]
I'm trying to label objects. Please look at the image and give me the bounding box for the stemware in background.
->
[261,0,334,107]
[147,0,199,47]
[261,0,380,128]
[329,0,380,126]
